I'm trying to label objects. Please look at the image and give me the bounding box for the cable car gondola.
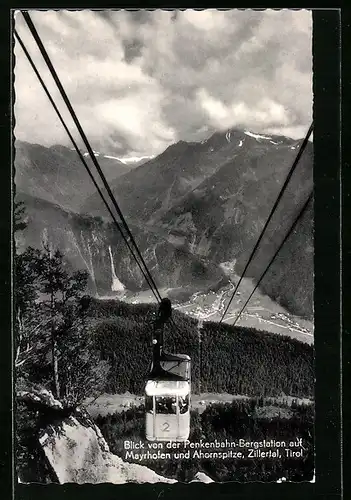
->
[145,299,191,442]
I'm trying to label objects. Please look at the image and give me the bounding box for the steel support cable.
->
[14,29,160,303]
[219,121,314,324]
[231,192,313,328]
[21,11,162,303]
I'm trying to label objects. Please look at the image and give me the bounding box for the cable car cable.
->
[231,192,313,328]
[19,16,181,336]
[21,14,191,438]
[20,11,213,337]
[219,122,314,324]
[20,10,162,304]
[15,29,160,304]
[21,10,162,303]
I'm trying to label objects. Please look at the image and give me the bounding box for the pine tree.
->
[34,244,89,399]
[13,203,44,371]
[14,204,110,405]
[14,201,27,233]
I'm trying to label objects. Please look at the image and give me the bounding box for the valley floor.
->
[98,275,314,345]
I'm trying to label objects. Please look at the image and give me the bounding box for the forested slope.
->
[89,299,314,398]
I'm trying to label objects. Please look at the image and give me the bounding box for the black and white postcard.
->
[13,9,315,485]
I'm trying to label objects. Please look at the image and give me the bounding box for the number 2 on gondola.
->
[162,422,170,432]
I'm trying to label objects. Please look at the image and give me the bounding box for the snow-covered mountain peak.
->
[82,150,101,158]
[116,155,155,165]
[69,149,155,165]
[244,130,272,141]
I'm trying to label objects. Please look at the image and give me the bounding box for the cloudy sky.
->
[14,9,312,157]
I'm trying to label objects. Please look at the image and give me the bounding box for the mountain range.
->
[14,127,314,319]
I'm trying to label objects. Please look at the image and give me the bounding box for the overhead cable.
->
[231,192,313,327]
[20,11,162,303]
[15,28,160,303]
[219,122,314,323]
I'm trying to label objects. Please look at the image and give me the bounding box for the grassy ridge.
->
[90,299,314,398]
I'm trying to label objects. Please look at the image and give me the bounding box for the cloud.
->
[14,9,312,156]
[196,89,291,130]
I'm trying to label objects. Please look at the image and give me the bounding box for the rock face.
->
[17,388,176,485]
[40,416,176,484]
[191,472,214,483]
[15,127,313,318]
[15,192,226,299]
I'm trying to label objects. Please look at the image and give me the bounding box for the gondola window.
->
[156,396,177,414]
[145,395,153,413]
[178,395,189,414]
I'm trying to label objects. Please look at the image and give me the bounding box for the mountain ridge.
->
[14,140,134,213]
[15,126,314,319]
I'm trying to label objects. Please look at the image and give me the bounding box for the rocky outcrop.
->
[17,388,215,485]
[39,415,176,484]
[190,472,214,483]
